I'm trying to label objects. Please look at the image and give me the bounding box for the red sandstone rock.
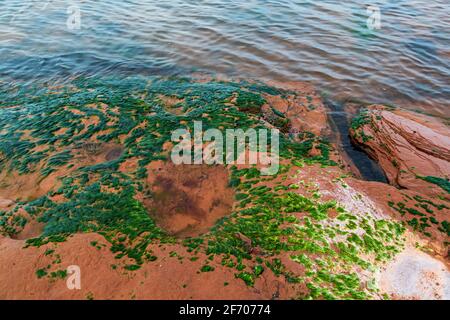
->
[350,105,450,199]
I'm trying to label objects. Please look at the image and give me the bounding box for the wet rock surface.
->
[0,77,448,300]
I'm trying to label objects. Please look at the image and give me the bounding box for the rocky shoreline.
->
[0,77,448,299]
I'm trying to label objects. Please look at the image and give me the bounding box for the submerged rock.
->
[350,105,450,199]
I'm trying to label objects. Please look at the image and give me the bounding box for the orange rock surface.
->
[351,105,450,199]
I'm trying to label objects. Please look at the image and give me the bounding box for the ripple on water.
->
[0,0,449,116]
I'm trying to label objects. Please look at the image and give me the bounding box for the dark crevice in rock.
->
[324,98,388,183]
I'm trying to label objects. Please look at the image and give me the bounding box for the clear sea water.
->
[1,0,449,116]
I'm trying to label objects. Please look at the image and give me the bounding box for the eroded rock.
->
[350,105,450,199]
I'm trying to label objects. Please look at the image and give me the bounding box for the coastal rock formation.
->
[0,77,448,300]
[350,105,450,199]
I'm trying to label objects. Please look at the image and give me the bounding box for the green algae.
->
[387,195,449,238]
[196,165,405,299]
[419,176,450,194]
[350,108,374,143]
[0,76,406,298]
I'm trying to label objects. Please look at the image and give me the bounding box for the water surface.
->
[0,0,449,116]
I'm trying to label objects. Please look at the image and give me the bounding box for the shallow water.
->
[0,0,449,116]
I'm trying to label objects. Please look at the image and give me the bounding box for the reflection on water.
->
[0,0,449,116]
